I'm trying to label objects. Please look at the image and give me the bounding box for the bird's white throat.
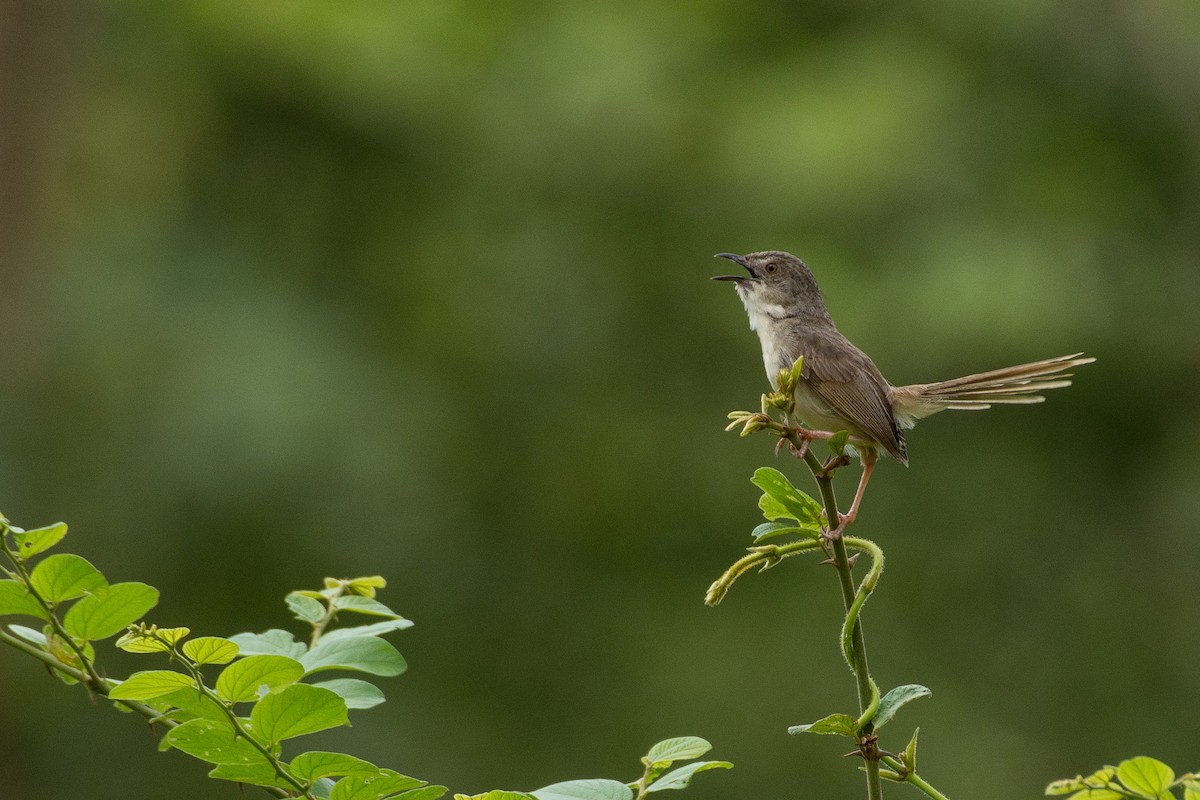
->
[735,285,793,381]
[735,285,791,333]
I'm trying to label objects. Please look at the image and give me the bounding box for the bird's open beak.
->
[712,252,754,283]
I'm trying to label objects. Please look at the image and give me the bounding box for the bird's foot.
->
[778,435,809,460]
[822,510,857,543]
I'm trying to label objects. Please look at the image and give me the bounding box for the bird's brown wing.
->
[801,332,908,464]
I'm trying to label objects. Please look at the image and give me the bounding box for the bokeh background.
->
[2,2,1198,798]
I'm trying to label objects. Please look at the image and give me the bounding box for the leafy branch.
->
[0,511,729,800]
[1046,757,1199,800]
[710,357,948,800]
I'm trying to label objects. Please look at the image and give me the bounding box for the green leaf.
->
[164,718,267,765]
[330,769,426,800]
[62,582,159,641]
[301,635,407,676]
[6,624,47,646]
[116,625,190,653]
[1045,777,1085,795]
[229,629,307,659]
[320,619,415,643]
[312,678,386,709]
[215,654,305,703]
[1065,791,1124,800]
[872,684,931,730]
[1083,768,1117,788]
[332,595,402,618]
[644,737,712,766]
[158,687,231,722]
[11,522,68,558]
[396,787,448,800]
[751,468,823,526]
[828,430,850,456]
[287,592,327,623]
[750,522,814,542]
[788,713,857,736]
[208,762,289,788]
[532,779,633,800]
[646,761,732,791]
[0,579,49,620]
[453,793,534,800]
[1184,784,1200,800]
[28,554,107,603]
[291,751,380,782]
[108,670,198,700]
[347,576,387,597]
[1117,758,1175,796]
[182,636,240,665]
[250,683,348,744]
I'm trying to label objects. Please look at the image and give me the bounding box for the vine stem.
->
[881,757,951,800]
[791,434,884,800]
[720,411,954,800]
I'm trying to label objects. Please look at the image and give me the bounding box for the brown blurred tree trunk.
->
[0,1,72,326]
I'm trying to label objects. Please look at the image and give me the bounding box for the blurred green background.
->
[2,2,1198,798]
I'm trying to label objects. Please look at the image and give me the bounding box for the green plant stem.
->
[0,625,294,799]
[792,436,883,800]
[308,582,347,649]
[0,626,91,682]
[881,757,950,800]
[173,652,315,799]
[0,535,298,799]
[2,547,110,692]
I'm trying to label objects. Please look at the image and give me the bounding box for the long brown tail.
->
[890,353,1095,427]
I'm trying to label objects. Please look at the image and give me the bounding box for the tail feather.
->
[891,353,1094,425]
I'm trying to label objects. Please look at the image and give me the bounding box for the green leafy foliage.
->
[181,636,240,665]
[627,737,730,798]
[116,624,190,652]
[328,769,426,800]
[532,780,632,800]
[165,718,270,765]
[29,554,107,603]
[0,579,50,619]
[646,761,733,792]
[62,582,159,641]
[1,514,728,800]
[250,683,349,744]
[228,628,308,659]
[215,654,306,703]
[10,522,69,558]
[644,737,711,766]
[300,635,407,676]
[787,713,858,737]
[291,751,382,782]
[872,684,931,730]
[750,468,823,531]
[108,669,198,700]
[286,591,327,623]
[313,678,387,709]
[1047,757,1199,799]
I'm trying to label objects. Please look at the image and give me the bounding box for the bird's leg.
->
[838,447,878,528]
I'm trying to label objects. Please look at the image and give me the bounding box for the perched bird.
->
[713,250,1093,528]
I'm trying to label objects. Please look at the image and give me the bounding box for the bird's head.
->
[712,251,827,320]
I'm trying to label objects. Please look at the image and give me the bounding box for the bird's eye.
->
[765,262,778,274]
